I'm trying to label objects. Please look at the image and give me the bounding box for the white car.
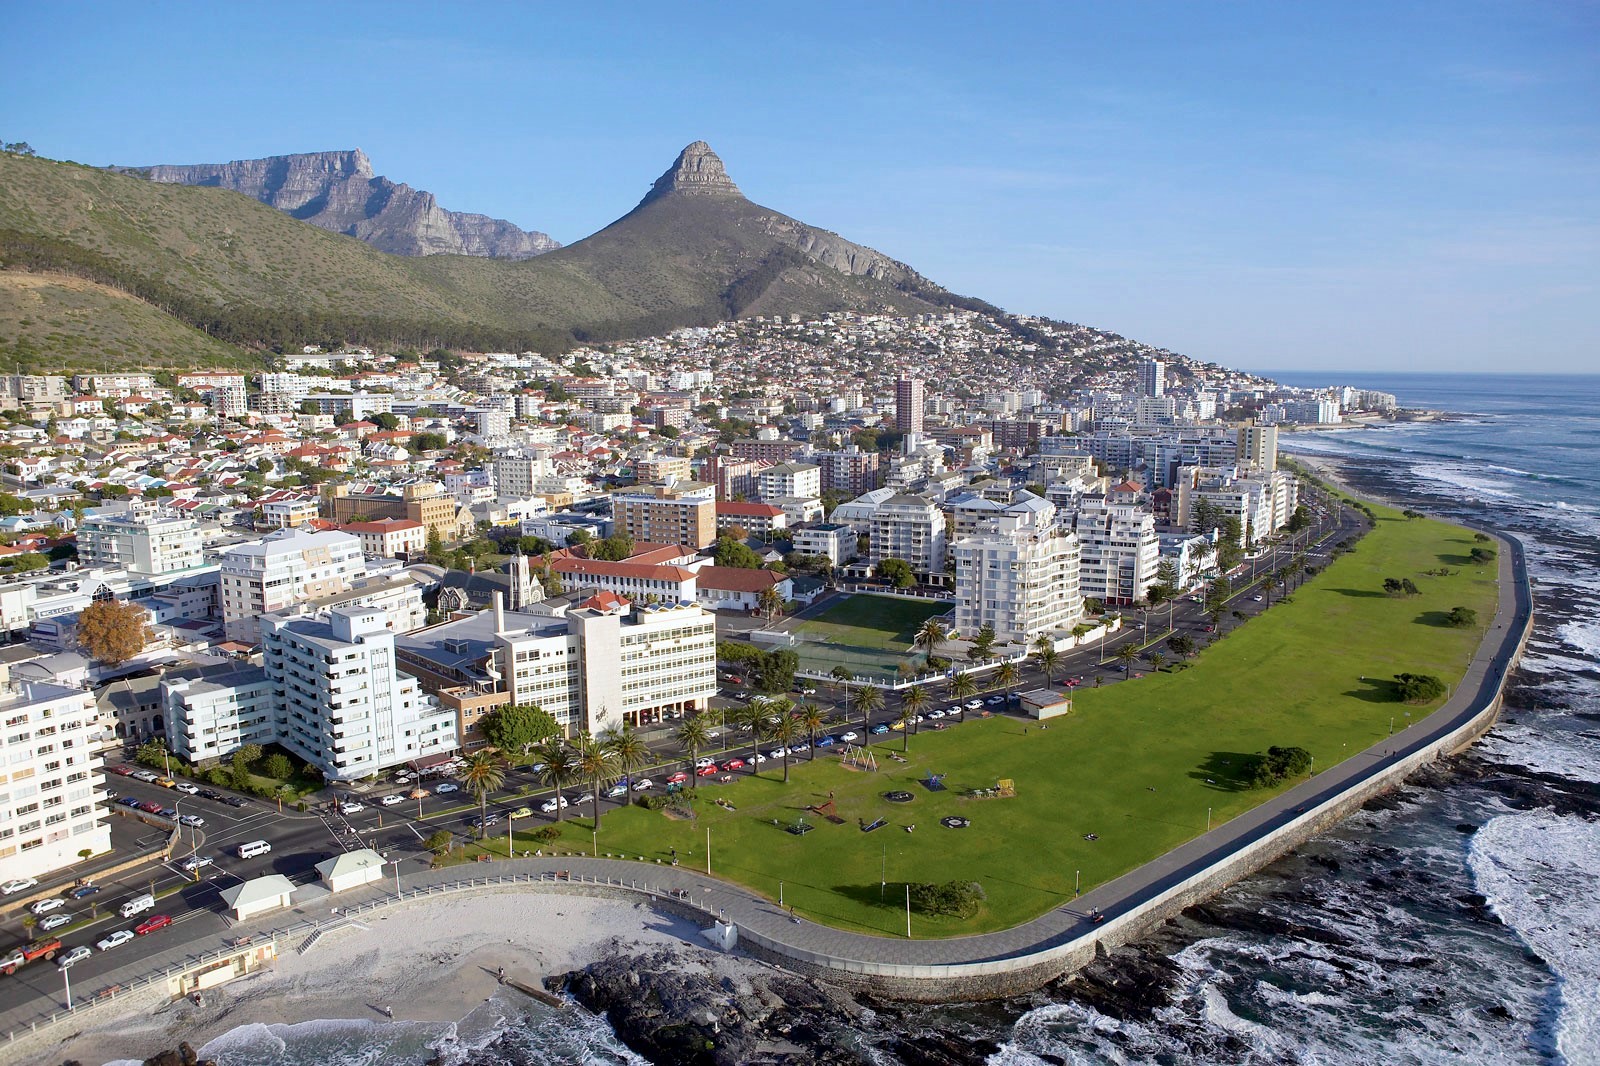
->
[174,782,201,795]
[539,797,568,813]
[39,913,73,932]
[131,770,159,782]
[927,709,946,719]
[379,794,404,806]
[605,783,629,799]
[694,757,716,769]
[965,700,985,710]
[434,783,459,794]
[768,748,787,759]
[1,877,38,895]
[340,802,365,814]
[56,945,92,969]
[97,929,136,952]
[179,814,205,827]
[29,897,66,915]
[571,792,592,805]
[631,778,654,791]
[180,855,214,873]
[840,731,859,742]
[749,753,767,764]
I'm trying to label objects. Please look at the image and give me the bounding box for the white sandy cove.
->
[43,892,707,1066]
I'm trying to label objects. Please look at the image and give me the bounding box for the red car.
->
[108,764,135,776]
[135,914,172,936]
[666,771,689,785]
[138,801,165,815]
[722,759,745,771]
[695,765,718,777]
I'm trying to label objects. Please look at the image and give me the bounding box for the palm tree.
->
[796,702,828,760]
[947,671,978,720]
[1146,650,1167,672]
[900,685,929,736]
[994,661,1019,692]
[573,734,619,831]
[674,715,713,772]
[830,665,851,704]
[601,723,650,790]
[1114,643,1140,677]
[731,701,773,768]
[896,702,916,751]
[914,618,948,663]
[1033,644,1061,686]
[855,684,883,734]
[769,710,801,782]
[460,750,505,837]
[757,584,784,622]
[533,737,576,824]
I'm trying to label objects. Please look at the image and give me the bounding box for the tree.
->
[947,672,978,719]
[479,704,559,765]
[573,734,619,831]
[460,751,505,836]
[713,535,766,569]
[675,715,714,770]
[757,584,785,622]
[76,598,150,666]
[1033,644,1061,687]
[900,685,929,741]
[1245,746,1313,789]
[262,753,293,780]
[601,723,650,789]
[1114,642,1140,676]
[1394,673,1447,704]
[994,661,1019,691]
[1470,547,1496,564]
[533,738,576,824]
[876,558,915,588]
[908,879,986,918]
[1168,634,1197,659]
[830,665,852,706]
[796,702,828,761]
[1146,650,1167,672]
[1082,597,1104,617]
[756,649,799,694]
[967,622,997,661]
[768,707,800,782]
[1445,606,1478,628]
[588,533,635,562]
[424,829,454,855]
[731,701,773,767]
[855,683,883,731]
[913,617,949,663]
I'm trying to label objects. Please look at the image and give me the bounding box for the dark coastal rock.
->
[139,1043,215,1066]
[886,1030,1003,1066]
[551,947,872,1065]
[1043,943,1180,1022]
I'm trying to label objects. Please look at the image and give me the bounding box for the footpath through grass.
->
[498,507,1499,938]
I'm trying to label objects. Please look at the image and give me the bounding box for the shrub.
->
[261,753,294,780]
[424,829,453,854]
[1394,673,1446,704]
[1244,746,1313,789]
[1470,547,1496,564]
[908,879,987,918]
[1445,606,1478,628]
[530,826,563,843]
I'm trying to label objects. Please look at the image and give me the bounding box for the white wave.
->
[1407,462,1521,500]
[1557,620,1600,664]
[1476,718,1600,783]
[1469,810,1600,1064]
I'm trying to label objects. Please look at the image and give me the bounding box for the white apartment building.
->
[262,606,457,781]
[219,528,367,644]
[76,506,205,576]
[1072,493,1162,605]
[869,493,948,583]
[72,372,156,397]
[492,451,551,500]
[162,664,277,765]
[258,496,320,529]
[791,522,856,566]
[0,681,111,883]
[953,496,1082,647]
[344,518,428,559]
[1175,468,1299,547]
[758,462,821,501]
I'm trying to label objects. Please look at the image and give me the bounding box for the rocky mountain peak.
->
[639,140,742,205]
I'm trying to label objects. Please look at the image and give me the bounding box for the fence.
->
[2,871,723,1049]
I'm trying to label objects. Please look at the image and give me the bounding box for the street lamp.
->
[62,962,72,1010]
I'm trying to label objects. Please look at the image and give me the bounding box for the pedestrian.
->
[497,966,505,984]
[385,1006,394,1019]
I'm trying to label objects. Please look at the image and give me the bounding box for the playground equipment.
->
[922,771,947,792]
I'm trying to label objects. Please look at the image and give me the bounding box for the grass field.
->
[480,506,1498,938]
[791,594,952,651]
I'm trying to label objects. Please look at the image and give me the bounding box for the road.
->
[0,487,1358,1018]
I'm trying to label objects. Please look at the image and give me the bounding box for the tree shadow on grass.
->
[1438,553,1472,566]
[1414,611,1454,628]
[1189,752,1259,792]
[1328,588,1387,598]
[1346,677,1402,704]
[834,881,912,911]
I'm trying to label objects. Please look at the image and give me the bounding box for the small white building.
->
[316,848,387,893]
[219,874,297,921]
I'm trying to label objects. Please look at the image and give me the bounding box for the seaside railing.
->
[1,870,725,1048]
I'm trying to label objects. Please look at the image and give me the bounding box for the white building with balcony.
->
[1072,492,1162,605]
[0,681,111,883]
[953,495,1082,647]
[869,493,948,583]
[76,505,205,576]
[220,528,367,644]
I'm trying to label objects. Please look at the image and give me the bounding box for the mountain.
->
[112,149,560,259]
[0,141,988,369]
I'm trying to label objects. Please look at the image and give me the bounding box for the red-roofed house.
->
[342,517,428,558]
[694,566,792,613]
[551,557,697,603]
[714,501,788,537]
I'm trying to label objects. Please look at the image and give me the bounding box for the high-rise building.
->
[0,681,111,883]
[1072,488,1162,605]
[75,505,205,576]
[895,378,925,434]
[1138,359,1166,398]
[869,493,947,582]
[1236,424,1279,473]
[220,528,367,644]
[611,480,717,548]
[808,445,882,496]
[493,450,552,498]
[953,495,1082,647]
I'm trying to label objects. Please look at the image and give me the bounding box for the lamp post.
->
[1207,807,1212,832]
[62,962,72,1010]
[705,826,711,875]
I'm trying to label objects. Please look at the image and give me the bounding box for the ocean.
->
[124,372,1600,1065]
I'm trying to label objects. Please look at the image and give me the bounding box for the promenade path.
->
[1,530,1531,1039]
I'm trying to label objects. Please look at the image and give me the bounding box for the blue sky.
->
[4,2,1596,373]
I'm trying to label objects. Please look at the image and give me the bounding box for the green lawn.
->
[791,594,952,651]
[486,507,1498,938]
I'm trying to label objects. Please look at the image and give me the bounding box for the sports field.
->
[488,506,1498,938]
[790,594,952,651]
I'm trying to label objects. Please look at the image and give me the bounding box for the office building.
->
[1138,359,1166,398]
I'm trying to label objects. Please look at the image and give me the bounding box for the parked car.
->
[748,753,767,763]
[198,788,223,801]
[467,813,500,828]
[570,792,592,804]
[539,797,568,814]
[790,741,810,753]
[339,802,365,815]
[131,770,158,782]
[666,771,689,784]
[694,757,716,769]
[155,777,177,788]
[986,696,1004,706]
[434,782,459,794]
[179,814,205,827]
[379,794,403,806]
[631,778,654,791]
[509,806,534,820]
[927,709,946,720]
[134,914,173,936]
[224,796,248,808]
[67,883,102,899]
[97,929,135,952]
[38,913,73,932]
[158,807,177,819]
[118,796,142,808]
[108,764,134,777]
[29,897,66,915]
[138,801,164,815]
[870,724,890,735]
[722,758,745,770]
[605,783,630,799]
[840,731,859,742]
[174,782,201,795]
[696,765,718,777]
[965,699,985,710]
[815,736,837,748]
[56,945,93,969]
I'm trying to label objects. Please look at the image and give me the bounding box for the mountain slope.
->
[0,142,985,366]
[115,150,561,259]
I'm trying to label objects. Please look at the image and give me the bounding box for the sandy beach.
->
[40,892,711,1066]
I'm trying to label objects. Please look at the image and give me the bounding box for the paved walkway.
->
[1,529,1532,1037]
